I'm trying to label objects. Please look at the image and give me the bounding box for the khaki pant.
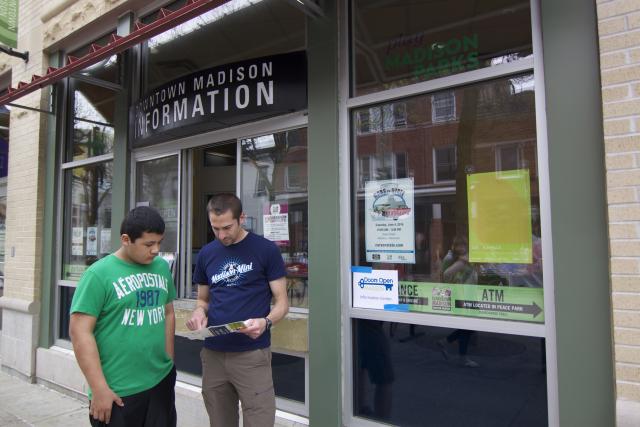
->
[201,347,275,427]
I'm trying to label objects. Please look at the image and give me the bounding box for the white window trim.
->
[431,91,456,123]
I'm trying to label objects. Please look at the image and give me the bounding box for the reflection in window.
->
[357,103,407,134]
[61,162,113,282]
[497,143,524,171]
[352,0,532,96]
[353,320,547,426]
[434,145,456,182]
[241,128,308,309]
[58,286,76,340]
[69,80,116,162]
[144,0,305,91]
[69,32,120,84]
[432,91,456,123]
[135,156,179,255]
[352,75,543,321]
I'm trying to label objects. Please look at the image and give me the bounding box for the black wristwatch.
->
[264,317,272,331]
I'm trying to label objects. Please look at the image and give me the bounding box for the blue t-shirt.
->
[193,231,286,351]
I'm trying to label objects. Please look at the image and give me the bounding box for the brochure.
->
[184,321,248,340]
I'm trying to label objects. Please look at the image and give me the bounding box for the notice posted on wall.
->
[71,227,84,256]
[263,203,289,245]
[365,178,415,264]
[86,227,98,256]
[467,169,532,264]
[100,228,111,254]
[352,267,399,310]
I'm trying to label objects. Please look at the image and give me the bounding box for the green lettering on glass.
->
[383,33,480,79]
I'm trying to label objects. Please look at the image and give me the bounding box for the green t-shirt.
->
[70,254,176,398]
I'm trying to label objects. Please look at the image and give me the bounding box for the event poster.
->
[365,178,415,264]
[467,169,532,264]
[263,203,289,245]
[352,267,399,310]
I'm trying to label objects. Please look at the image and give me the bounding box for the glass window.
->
[58,286,76,340]
[352,0,532,96]
[353,319,547,425]
[143,0,306,91]
[352,74,543,323]
[241,128,308,309]
[69,33,120,84]
[68,80,116,162]
[135,156,180,256]
[61,162,113,283]
[272,353,305,403]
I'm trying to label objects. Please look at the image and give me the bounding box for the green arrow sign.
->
[398,281,544,323]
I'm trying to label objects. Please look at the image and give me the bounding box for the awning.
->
[0,0,233,106]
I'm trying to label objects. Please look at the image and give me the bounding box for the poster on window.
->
[352,267,399,310]
[86,227,98,256]
[398,281,544,323]
[365,178,415,264]
[100,228,111,254]
[467,169,532,263]
[263,203,289,245]
[71,227,84,256]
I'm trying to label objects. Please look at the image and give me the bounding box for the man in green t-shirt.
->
[70,206,177,427]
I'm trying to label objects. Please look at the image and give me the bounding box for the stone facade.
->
[597,0,640,415]
[0,0,48,380]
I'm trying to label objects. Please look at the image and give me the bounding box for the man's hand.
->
[239,318,267,339]
[90,385,124,424]
[186,306,207,331]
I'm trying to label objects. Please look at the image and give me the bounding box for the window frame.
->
[54,63,120,347]
[342,1,555,425]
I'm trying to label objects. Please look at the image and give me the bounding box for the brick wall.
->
[3,0,47,302]
[597,0,640,403]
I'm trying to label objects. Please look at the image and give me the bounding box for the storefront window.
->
[135,156,179,257]
[351,0,532,96]
[143,0,305,91]
[352,74,543,323]
[69,33,120,84]
[61,162,113,282]
[241,128,308,309]
[352,319,547,425]
[68,80,116,162]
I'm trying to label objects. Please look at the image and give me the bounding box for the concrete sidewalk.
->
[0,370,88,426]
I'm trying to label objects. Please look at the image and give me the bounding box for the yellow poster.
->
[467,169,532,263]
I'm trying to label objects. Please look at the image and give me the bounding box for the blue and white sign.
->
[365,177,415,264]
[353,267,399,309]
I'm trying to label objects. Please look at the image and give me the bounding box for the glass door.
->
[239,128,309,415]
[135,154,180,275]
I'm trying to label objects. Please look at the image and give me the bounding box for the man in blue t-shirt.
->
[186,193,288,427]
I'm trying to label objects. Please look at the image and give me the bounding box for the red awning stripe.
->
[0,0,231,106]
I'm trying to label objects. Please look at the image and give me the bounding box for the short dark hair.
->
[120,206,165,242]
[207,193,242,220]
